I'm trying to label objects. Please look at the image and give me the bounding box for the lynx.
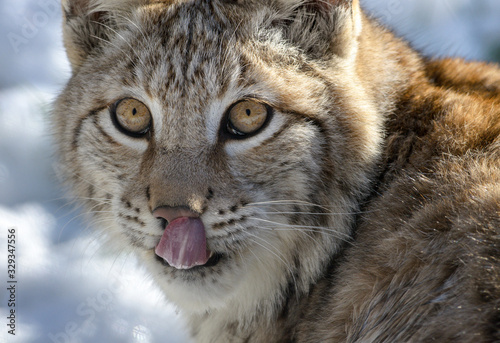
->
[53,0,500,341]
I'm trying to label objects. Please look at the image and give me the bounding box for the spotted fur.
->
[54,0,500,341]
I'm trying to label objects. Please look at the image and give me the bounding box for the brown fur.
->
[54,0,500,341]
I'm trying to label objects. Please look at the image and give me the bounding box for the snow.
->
[0,0,498,342]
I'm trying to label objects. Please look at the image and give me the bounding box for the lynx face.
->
[55,0,381,314]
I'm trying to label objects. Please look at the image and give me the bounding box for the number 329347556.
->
[7,228,16,279]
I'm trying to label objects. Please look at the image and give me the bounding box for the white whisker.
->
[256,226,353,244]
[57,208,114,242]
[259,211,355,216]
[245,200,333,212]
[249,217,351,238]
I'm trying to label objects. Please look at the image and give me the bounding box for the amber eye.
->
[112,98,152,137]
[226,100,270,137]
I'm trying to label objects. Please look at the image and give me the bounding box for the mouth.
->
[155,251,225,270]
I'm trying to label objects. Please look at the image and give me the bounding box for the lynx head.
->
[54,0,382,316]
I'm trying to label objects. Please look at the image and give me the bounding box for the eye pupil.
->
[132,108,137,116]
[246,109,251,116]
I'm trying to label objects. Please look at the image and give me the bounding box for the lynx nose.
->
[153,206,200,224]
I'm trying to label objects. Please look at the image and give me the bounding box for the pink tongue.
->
[155,217,209,270]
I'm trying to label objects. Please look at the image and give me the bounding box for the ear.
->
[275,0,362,60]
[61,0,142,71]
[62,0,109,71]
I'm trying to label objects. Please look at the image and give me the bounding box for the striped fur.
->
[53,0,500,341]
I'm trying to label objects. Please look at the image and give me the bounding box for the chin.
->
[137,240,290,316]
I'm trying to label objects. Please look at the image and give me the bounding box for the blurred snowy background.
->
[0,0,499,342]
